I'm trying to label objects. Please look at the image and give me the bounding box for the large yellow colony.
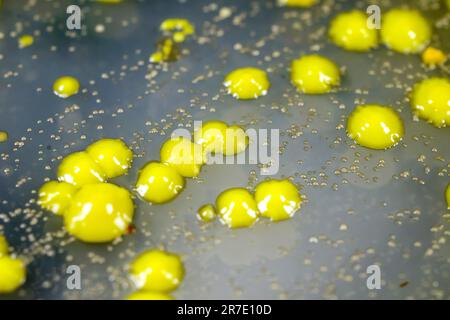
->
[380,9,431,54]
[127,249,184,300]
[347,104,404,150]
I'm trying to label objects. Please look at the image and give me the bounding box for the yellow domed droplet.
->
[0,235,8,257]
[224,67,270,100]
[255,179,302,222]
[0,131,7,143]
[446,184,450,210]
[329,10,378,52]
[347,104,404,150]
[160,137,204,178]
[223,125,249,156]
[278,0,317,7]
[53,76,80,98]
[160,19,194,43]
[18,34,34,48]
[380,9,431,54]
[216,188,259,228]
[291,54,340,94]
[421,47,447,66]
[130,250,184,293]
[38,181,77,215]
[411,77,450,128]
[197,204,217,222]
[64,183,134,243]
[136,161,185,204]
[194,120,228,155]
[0,256,26,293]
[126,291,174,300]
[57,151,106,187]
[86,138,133,178]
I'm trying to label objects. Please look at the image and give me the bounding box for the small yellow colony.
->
[0,236,26,294]
[224,67,270,100]
[18,35,34,48]
[160,18,195,43]
[254,179,302,222]
[38,139,134,243]
[64,183,134,243]
[329,10,378,52]
[136,161,185,204]
[160,137,204,178]
[194,121,249,156]
[410,77,450,128]
[128,249,184,300]
[291,54,340,94]
[421,47,447,66]
[216,188,259,228]
[278,0,317,7]
[126,291,173,300]
[197,204,217,222]
[53,76,80,98]
[347,104,404,150]
[380,9,431,54]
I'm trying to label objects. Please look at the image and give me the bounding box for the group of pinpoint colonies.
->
[2,0,450,299]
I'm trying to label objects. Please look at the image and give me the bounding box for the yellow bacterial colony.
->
[18,35,34,48]
[254,179,302,221]
[329,10,378,52]
[291,54,340,94]
[130,250,184,293]
[224,67,270,100]
[136,161,185,204]
[64,183,134,243]
[53,76,80,98]
[216,188,259,228]
[160,137,204,178]
[0,236,26,294]
[410,77,450,128]
[347,104,404,150]
[380,9,431,54]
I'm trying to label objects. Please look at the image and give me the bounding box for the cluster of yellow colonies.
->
[198,179,303,229]
[0,236,26,293]
[38,139,134,243]
[136,120,249,203]
[126,249,184,300]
